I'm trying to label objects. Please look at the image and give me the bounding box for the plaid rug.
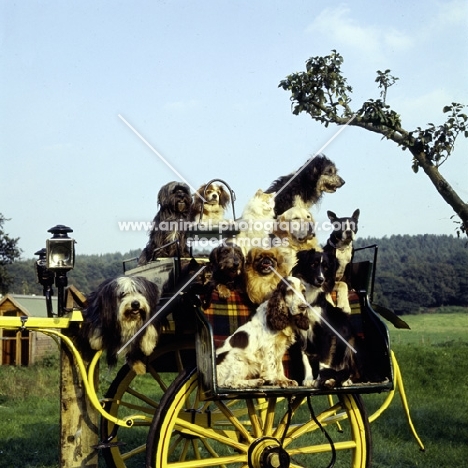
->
[203,289,256,348]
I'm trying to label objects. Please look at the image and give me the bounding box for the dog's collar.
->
[327,238,339,249]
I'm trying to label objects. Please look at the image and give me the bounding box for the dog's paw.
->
[311,376,337,389]
[131,361,147,375]
[216,284,231,299]
[248,378,265,388]
[140,326,159,355]
[322,378,337,389]
[302,378,317,388]
[220,378,264,388]
[88,331,103,351]
[267,378,298,388]
[280,379,298,388]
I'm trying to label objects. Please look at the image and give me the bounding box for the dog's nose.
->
[131,300,140,310]
[316,276,325,286]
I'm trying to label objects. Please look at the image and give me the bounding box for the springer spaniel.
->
[215,277,310,388]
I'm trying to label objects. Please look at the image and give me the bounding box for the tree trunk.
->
[410,149,468,234]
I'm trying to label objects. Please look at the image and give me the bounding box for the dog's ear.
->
[266,282,290,330]
[89,279,121,366]
[245,248,258,265]
[95,280,120,331]
[327,211,337,221]
[157,184,169,208]
[194,184,206,202]
[218,186,231,208]
[143,278,160,312]
[352,209,360,220]
[295,249,311,264]
[209,246,219,265]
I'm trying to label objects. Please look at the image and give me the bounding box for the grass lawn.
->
[363,311,468,467]
[0,311,467,467]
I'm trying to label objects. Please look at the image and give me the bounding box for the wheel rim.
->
[100,339,196,468]
[147,369,371,468]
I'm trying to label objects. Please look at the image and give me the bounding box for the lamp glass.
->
[46,238,75,270]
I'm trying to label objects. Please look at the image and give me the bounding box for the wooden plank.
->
[59,340,99,467]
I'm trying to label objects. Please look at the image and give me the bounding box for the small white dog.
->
[234,189,276,255]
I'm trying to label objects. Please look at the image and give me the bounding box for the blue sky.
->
[1,0,467,258]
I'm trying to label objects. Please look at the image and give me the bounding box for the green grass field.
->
[0,311,467,467]
[364,311,468,467]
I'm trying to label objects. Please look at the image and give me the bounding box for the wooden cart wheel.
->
[146,368,372,468]
[100,338,196,468]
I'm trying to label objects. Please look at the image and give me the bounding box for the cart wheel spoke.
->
[100,339,195,468]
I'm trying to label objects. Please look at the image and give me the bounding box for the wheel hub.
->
[248,437,290,468]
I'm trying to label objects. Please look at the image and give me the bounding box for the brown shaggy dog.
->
[138,181,192,264]
[244,247,290,305]
[204,242,245,305]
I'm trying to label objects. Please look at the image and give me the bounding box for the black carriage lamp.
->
[46,225,75,317]
[34,247,55,318]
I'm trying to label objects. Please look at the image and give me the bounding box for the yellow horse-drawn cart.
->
[0,218,423,468]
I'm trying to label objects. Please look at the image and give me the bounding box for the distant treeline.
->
[353,235,468,314]
[5,234,468,314]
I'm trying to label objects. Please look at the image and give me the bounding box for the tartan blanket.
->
[203,289,256,348]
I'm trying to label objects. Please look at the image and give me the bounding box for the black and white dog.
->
[323,209,359,313]
[138,181,193,264]
[292,249,359,388]
[80,276,161,375]
[265,154,345,216]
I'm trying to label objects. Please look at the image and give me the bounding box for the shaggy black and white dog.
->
[138,181,193,264]
[265,154,345,216]
[80,276,161,375]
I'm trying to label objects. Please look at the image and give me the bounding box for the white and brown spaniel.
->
[215,276,310,388]
[191,182,231,222]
